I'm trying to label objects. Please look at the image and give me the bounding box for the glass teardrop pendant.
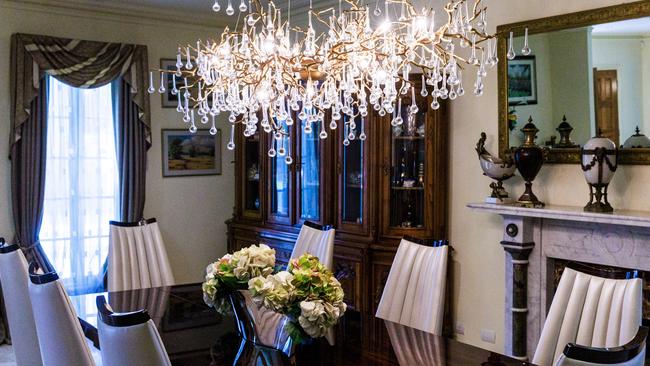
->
[212,0,220,12]
[226,0,234,15]
[507,31,516,60]
[239,0,247,12]
[521,28,531,55]
[373,0,381,16]
[147,72,155,94]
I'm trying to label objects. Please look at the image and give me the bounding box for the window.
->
[40,76,118,295]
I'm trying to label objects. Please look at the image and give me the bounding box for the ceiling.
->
[57,0,338,27]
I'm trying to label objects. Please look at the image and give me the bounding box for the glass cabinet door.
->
[297,115,321,223]
[382,81,434,236]
[337,114,370,235]
[242,132,262,219]
[268,129,292,225]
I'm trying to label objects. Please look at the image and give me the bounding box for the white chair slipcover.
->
[0,241,43,366]
[384,320,446,366]
[533,266,643,366]
[96,295,171,366]
[289,221,335,269]
[28,267,95,366]
[375,237,449,335]
[108,218,175,292]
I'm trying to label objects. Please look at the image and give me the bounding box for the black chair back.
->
[96,295,150,327]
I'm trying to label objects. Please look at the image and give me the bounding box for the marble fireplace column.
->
[501,216,535,361]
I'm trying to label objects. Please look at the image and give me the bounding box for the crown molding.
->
[0,0,230,30]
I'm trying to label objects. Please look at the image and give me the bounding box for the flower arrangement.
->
[202,244,276,308]
[248,253,347,341]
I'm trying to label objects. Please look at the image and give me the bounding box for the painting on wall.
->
[159,59,181,108]
[508,55,538,106]
[162,129,222,177]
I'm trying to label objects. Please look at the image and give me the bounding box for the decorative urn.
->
[475,132,516,204]
[622,126,650,149]
[555,115,578,148]
[581,134,618,212]
[513,117,546,207]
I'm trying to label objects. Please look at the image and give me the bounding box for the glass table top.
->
[71,283,532,366]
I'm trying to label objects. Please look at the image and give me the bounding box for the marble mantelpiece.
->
[468,202,650,360]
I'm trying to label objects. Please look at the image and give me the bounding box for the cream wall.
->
[450,0,650,354]
[549,28,593,143]
[593,36,648,140]
[0,1,234,284]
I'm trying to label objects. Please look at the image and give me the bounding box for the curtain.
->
[10,32,150,261]
[112,78,149,222]
[10,33,150,147]
[8,33,151,343]
[10,78,52,270]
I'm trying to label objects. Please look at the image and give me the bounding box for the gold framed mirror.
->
[497,1,650,164]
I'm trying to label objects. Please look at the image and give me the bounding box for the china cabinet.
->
[227,77,449,342]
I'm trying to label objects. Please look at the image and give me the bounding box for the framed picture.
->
[160,59,181,108]
[508,55,537,106]
[162,129,222,177]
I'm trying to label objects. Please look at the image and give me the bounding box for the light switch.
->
[480,329,496,344]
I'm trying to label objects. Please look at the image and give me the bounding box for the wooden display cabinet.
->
[226,77,449,342]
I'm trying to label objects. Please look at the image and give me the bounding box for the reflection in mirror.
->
[507,17,650,150]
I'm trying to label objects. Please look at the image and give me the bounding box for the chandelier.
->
[149,0,498,164]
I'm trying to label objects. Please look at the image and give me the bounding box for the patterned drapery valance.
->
[10,33,151,147]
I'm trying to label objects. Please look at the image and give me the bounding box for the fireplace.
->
[551,258,650,319]
[468,202,650,360]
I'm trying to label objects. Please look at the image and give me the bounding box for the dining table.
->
[71,283,533,366]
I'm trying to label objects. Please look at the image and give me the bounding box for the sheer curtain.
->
[40,76,118,295]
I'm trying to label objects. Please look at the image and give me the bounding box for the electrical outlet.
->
[455,322,465,335]
[480,329,496,344]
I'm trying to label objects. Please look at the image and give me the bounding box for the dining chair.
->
[28,263,96,366]
[375,236,449,335]
[0,239,43,366]
[96,295,171,366]
[384,320,445,366]
[555,325,647,366]
[532,262,643,366]
[289,221,335,269]
[108,218,175,292]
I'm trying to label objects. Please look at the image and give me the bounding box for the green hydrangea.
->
[248,253,347,340]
